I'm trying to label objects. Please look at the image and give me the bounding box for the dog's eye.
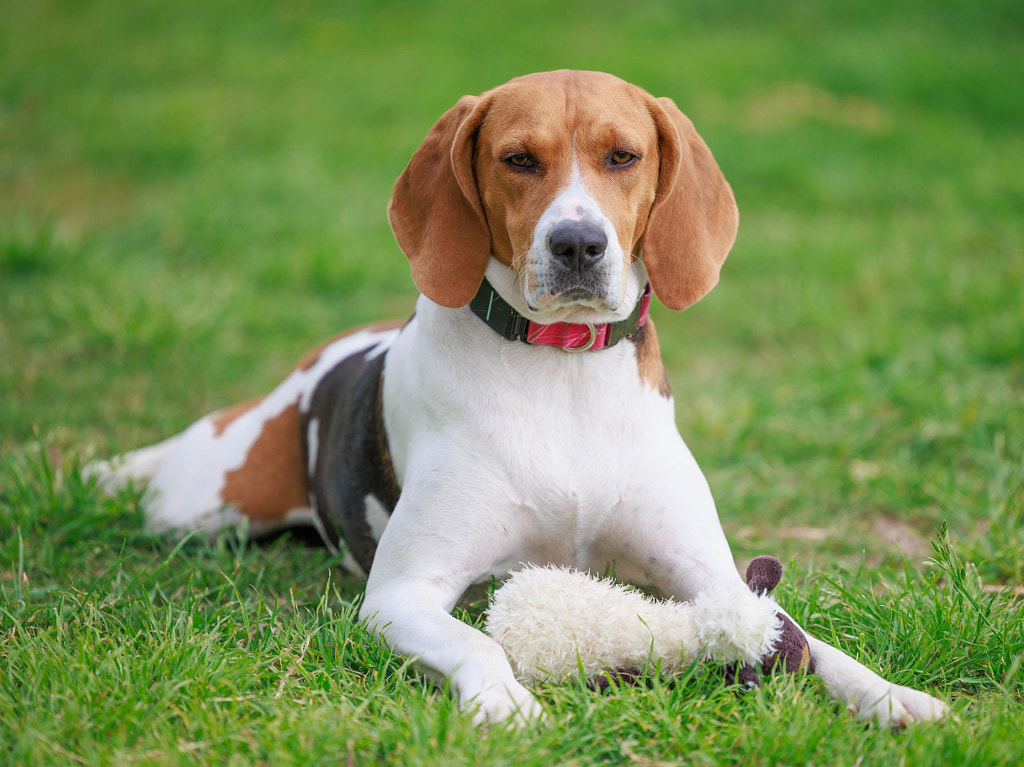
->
[610,150,637,167]
[504,152,536,169]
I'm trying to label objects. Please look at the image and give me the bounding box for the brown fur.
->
[219,403,308,522]
[633,320,672,397]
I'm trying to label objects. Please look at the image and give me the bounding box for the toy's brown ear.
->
[745,555,783,596]
[744,555,814,675]
[388,95,492,308]
[642,97,739,311]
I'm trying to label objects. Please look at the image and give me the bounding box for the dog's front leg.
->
[622,446,951,726]
[656,559,953,724]
[360,576,541,725]
[357,495,542,726]
[653,554,952,725]
[798,631,951,726]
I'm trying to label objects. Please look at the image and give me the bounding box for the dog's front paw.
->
[851,683,952,727]
[465,680,545,728]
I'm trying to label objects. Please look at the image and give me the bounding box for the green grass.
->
[2,0,1023,763]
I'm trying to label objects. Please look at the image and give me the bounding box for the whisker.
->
[507,249,532,295]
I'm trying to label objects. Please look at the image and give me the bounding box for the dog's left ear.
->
[641,97,739,311]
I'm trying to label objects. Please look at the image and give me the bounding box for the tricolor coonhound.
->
[94,70,950,727]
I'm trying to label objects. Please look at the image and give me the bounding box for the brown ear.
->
[642,97,739,311]
[387,95,492,308]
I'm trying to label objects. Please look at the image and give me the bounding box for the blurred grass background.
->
[1,1,1023,762]
[3,0,1020,572]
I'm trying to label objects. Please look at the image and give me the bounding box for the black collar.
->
[468,279,652,352]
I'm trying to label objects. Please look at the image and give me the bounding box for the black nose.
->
[548,221,608,272]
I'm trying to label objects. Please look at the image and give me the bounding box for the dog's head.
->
[388,70,738,318]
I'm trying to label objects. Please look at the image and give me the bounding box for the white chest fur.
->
[380,294,702,578]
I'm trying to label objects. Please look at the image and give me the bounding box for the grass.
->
[2,0,1023,763]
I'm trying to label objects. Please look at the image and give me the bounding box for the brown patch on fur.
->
[296,319,408,372]
[632,319,671,397]
[211,397,263,437]
[220,402,308,521]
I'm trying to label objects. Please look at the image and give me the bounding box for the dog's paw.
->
[851,683,952,727]
[465,680,545,728]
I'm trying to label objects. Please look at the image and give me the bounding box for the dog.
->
[93,70,950,726]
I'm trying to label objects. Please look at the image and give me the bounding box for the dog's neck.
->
[469,259,651,352]
[468,278,651,352]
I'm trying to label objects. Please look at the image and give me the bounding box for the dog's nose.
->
[548,221,608,272]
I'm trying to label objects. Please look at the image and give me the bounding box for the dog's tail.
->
[84,437,180,495]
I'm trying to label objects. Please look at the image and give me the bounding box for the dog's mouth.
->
[525,284,622,322]
[557,286,601,303]
[514,250,635,322]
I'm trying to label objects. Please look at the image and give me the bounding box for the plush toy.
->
[485,555,812,690]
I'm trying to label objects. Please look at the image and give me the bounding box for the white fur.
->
[86,437,181,494]
[485,566,781,682]
[363,494,391,542]
[306,417,320,476]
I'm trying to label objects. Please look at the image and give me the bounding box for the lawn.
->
[2,0,1023,764]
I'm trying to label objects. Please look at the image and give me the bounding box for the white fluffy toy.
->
[485,555,811,688]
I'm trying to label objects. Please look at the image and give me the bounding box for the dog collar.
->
[468,279,651,352]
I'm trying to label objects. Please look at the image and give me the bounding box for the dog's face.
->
[389,70,738,315]
[472,72,662,315]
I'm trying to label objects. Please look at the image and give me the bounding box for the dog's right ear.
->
[388,95,492,308]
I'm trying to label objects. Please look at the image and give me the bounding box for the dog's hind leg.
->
[85,436,183,495]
